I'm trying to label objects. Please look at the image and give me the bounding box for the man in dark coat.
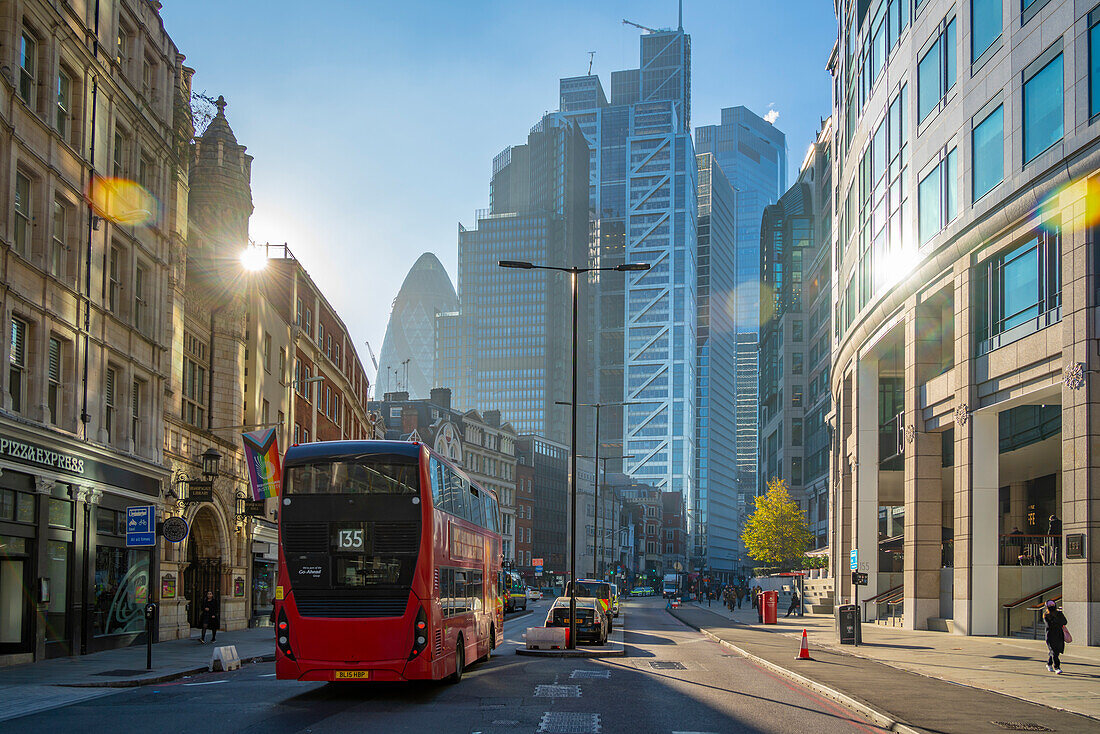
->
[199,590,220,643]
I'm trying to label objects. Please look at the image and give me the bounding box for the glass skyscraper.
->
[456,113,590,444]
[558,26,698,521]
[695,106,787,496]
[695,153,740,574]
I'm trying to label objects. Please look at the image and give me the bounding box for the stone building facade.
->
[830,0,1099,643]
[0,0,187,662]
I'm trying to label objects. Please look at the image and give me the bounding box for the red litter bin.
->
[762,590,779,624]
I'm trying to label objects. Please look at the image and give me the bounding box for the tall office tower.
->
[696,106,787,497]
[377,253,458,399]
[695,153,740,575]
[558,25,697,518]
[456,113,590,444]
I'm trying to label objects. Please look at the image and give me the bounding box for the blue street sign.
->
[126,505,156,547]
[849,549,859,571]
[534,565,543,573]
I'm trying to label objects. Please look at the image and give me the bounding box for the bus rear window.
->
[286,459,419,495]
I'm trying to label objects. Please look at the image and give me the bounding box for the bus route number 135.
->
[332,525,369,551]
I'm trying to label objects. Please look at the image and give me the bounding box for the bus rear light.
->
[277,608,295,660]
[408,606,429,660]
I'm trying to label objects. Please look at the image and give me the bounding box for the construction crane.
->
[587,51,596,75]
[364,340,380,398]
[622,18,659,34]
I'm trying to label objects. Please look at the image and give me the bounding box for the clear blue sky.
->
[161,1,836,381]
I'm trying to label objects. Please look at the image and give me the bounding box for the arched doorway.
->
[184,507,225,629]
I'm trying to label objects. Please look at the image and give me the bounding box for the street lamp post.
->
[499,259,649,649]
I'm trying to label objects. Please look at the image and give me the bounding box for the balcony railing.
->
[999,534,1060,566]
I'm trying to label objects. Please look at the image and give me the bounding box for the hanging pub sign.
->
[242,428,283,501]
[243,499,265,516]
[187,480,213,504]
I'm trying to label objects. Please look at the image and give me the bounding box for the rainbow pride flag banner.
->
[242,428,282,500]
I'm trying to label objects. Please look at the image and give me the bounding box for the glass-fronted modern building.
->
[696,106,788,497]
[558,26,699,525]
[377,252,458,399]
[695,153,742,574]
[455,113,590,444]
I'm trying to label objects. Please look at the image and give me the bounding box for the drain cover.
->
[92,669,149,676]
[538,712,601,733]
[571,669,611,679]
[991,724,1054,732]
[649,661,687,670]
[535,684,582,698]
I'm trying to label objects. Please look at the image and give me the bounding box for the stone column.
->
[953,405,999,636]
[1060,178,1099,645]
[904,300,943,629]
[834,372,854,604]
[854,356,879,616]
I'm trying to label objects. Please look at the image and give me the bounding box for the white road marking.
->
[183,680,228,686]
[259,673,276,677]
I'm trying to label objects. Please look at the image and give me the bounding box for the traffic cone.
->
[795,629,813,661]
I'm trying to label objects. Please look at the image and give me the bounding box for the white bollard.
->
[210,644,241,671]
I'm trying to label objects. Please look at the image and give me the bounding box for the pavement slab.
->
[671,603,1100,734]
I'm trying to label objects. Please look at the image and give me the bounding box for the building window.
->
[105,367,117,442]
[132,378,143,449]
[48,337,62,425]
[295,298,302,326]
[1023,47,1063,163]
[917,148,957,244]
[791,457,803,485]
[304,308,312,337]
[279,347,287,384]
[108,246,122,314]
[792,320,803,342]
[134,263,148,334]
[262,332,271,373]
[792,387,803,408]
[14,172,31,257]
[318,322,325,349]
[917,16,956,122]
[182,332,208,428]
[19,32,35,105]
[975,229,1061,352]
[1091,9,1100,118]
[56,70,72,138]
[9,318,27,414]
[971,0,1001,65]
[51,200,68,280]
[972,104,1004,201]
[261,398,270,426]
[791,417,803,447]
[293,422,301,444]
[112,130,127,177]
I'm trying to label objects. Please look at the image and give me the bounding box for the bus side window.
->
[482,494,493,532]
[429,457,445,506]
[489,497,500,533]
[467,486,484,527]
[450,474,468,520]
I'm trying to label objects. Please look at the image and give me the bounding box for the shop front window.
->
[0,536,30,645]
[93,547,150,636]
[252,560,276,622]
[44,540,69,642]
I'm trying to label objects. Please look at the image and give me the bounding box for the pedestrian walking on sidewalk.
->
[1043,600,1068,673]
[785,590,800,617]
[199,591,220,644]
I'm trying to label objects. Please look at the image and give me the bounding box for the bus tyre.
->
[449,637,465,683]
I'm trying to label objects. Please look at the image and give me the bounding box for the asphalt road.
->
[0,598,885,734]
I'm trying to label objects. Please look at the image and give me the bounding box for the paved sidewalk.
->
[0,627,274,723]
[672,603,1100,733]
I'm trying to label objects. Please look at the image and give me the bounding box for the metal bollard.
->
[144,603,157,670]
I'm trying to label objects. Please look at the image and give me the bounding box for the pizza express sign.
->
[0,437,86,473]
[0,434,159,496]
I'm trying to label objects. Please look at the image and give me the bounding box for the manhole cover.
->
[570,669,610,679]
[649,661,687,670]
[538,712,601,733]
[92,669,149,676]
[535,684,581,698]
[991,724,1054,732]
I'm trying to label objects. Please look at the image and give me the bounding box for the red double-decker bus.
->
[274,440,503,683]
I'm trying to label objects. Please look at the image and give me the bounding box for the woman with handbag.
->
[1043,599,1069,673]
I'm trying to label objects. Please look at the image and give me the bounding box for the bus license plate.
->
[334,670,369,680]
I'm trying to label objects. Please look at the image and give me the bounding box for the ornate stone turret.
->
[188,96,254,257]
